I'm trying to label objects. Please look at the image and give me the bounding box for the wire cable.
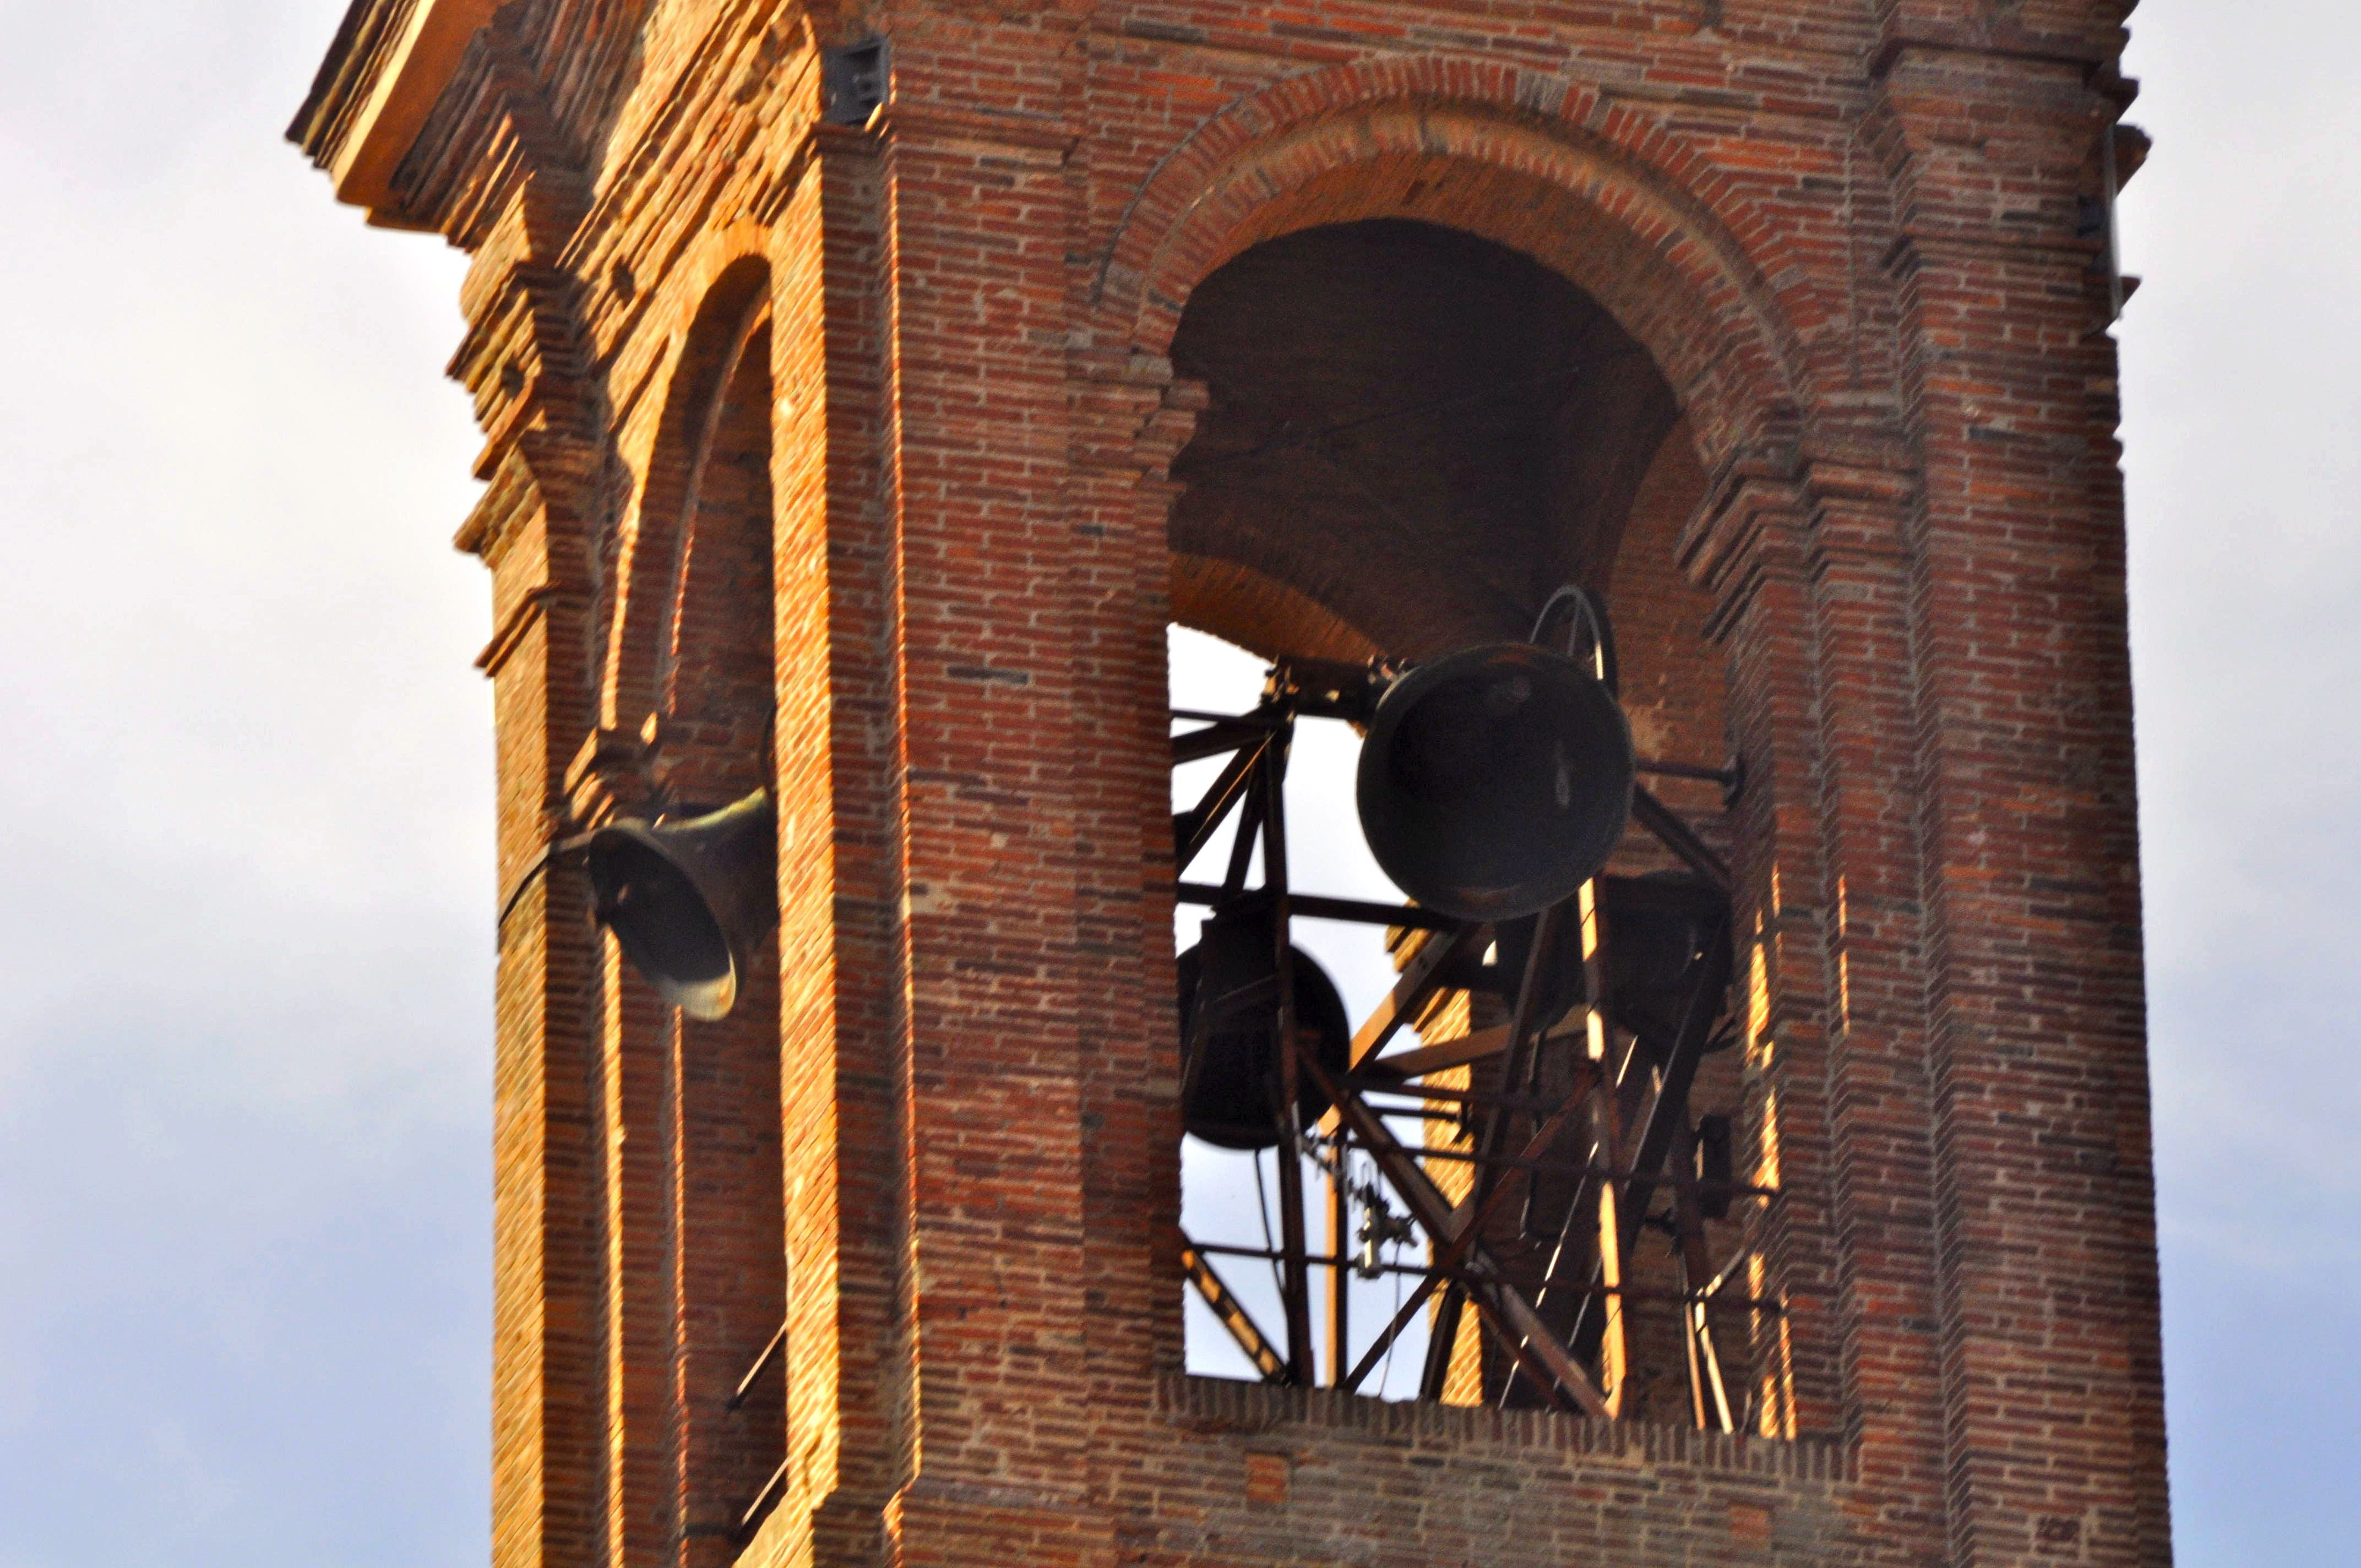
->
[1252,1146,1285,1306]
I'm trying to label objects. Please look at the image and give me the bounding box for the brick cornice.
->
[553,21,828,287]
[290,0,499,225]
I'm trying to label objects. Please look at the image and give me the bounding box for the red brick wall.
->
[298,1,2167,1562]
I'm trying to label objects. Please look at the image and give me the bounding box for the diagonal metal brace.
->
[1179,1237,1288,1382]
[1173,732,1269,873]
[1339,1060,1597,1394]
[1294,1044,1612,1418]
[1566,914,1735,1363]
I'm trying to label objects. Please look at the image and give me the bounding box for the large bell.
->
[1355,641,1636,922]
[1176,903,1352,1151]
[585,788,778,1021]
[1472,876,1734,1055]
[1484,910,1590,1025]
[1597,872,1729,1054]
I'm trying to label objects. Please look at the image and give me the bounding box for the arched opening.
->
[1163,218,1760,1425]
[639,293,792,1548]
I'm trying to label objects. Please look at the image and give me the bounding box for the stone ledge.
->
[1160,1373,1854,1483]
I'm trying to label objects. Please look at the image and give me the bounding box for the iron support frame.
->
[1169,676,1765,1419]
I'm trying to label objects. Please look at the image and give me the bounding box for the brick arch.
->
[1162,216,1690,660]
[1169,552,1381,665]
[592,240,791,1552]
[601,254,773,743]
[1096,64,1814,470]
[658,311,776,792]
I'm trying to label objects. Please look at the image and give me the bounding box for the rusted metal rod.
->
[1259,730,1315,1386]
[1629,783,1733,893]
[1173,715,1279,764]
[1294,1040,1612,1418]
[1635,756,1739,787]
[1348,1080,1567,1114]
[1170,706,1285,726]
[1185,1241,1783,1314]
[1354,1023,1527,1081]
[1344,925,1482,1070]
[1341,1074,1590,1395]
[735,1460,790,1543]
[1173,736,1267,873]
[1566,919,1734,1365]
[727,1317,790,1411]
[1350,1139,1779,1200]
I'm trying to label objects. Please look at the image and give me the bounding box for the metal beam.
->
[1259,730,1315,1385]
[1629,784,1732,894]
[727,1317,789,1411]
[1179,1239,1288,1381]
[1176,883,1461,932]
[1173,734,1267,873]
[1347,925,1479,1068]
[1173,713,1282,764]
[1567,917,1734,1365]
[1340,1065,1593,1394]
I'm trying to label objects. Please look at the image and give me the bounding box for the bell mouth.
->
[1176,939,1353,1151]
[1354,641,1635,922]
[586,825,739,1021]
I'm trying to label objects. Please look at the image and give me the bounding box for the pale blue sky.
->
[0,3,2352,1563]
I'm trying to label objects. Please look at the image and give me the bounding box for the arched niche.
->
[611,260,794,1546]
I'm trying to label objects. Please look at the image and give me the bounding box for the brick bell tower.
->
[293,2,2168,1565]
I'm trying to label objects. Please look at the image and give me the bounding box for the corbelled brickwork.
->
[293,1,2168,1564]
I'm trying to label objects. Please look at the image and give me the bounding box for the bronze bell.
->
[585,788,778,1021]
[1355,641,1636,922]
[1597,872,1731,1058]
[1176,901,1352,1151]
[1467,874,1732,1055]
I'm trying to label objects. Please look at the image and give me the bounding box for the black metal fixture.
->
[822,38,888,127]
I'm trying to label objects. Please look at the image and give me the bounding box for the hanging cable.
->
[1252,1146,1285,1305]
